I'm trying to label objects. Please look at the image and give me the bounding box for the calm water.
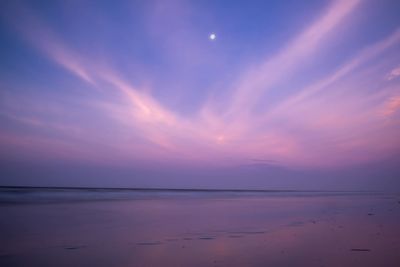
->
[0,188,399,267]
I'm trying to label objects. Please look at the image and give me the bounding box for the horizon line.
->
[0,185,386,194]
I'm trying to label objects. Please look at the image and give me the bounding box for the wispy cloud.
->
[386,65,400,81]
[1,4,95,85]
[226,0,360,117]
[381,96,400,117]
[1,0,400,169]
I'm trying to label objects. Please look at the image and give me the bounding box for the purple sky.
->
[0,0,400,190]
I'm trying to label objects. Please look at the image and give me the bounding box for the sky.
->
[0,0,400,190]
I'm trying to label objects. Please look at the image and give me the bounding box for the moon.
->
[209,33,216,40]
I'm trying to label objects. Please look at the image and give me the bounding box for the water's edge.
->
[0,186,395,204]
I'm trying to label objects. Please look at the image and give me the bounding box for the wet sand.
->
[0,189,399,266]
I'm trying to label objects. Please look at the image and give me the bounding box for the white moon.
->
[209,33,216,40]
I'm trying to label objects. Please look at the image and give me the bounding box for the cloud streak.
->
[1,0,400,170]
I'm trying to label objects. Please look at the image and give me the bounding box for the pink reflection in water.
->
[1,192,400,266]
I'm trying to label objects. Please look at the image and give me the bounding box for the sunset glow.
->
[0,0,399,189]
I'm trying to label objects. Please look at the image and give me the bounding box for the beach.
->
[0,188,399,267]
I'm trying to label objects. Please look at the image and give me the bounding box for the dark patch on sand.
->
[351,248,371,252]
[198,236,215,240]
[288,221,304,227]
[64,245,86,250]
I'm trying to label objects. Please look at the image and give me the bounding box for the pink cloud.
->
[2,0,400,169]
[381,96,400,117]
[386,66,400,81]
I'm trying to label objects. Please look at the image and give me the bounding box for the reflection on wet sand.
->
[1,191,400,266]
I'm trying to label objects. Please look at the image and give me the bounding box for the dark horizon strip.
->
[0,185,385,194]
